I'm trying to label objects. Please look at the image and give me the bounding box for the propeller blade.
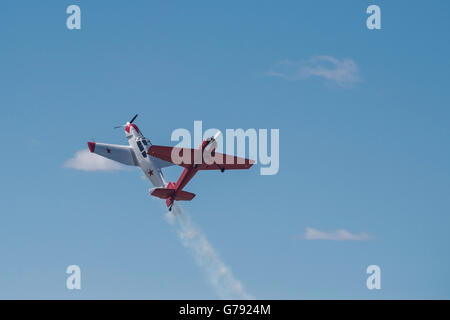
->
[129,114,138,124]
[212,130,222,140]
[114,125,125,129]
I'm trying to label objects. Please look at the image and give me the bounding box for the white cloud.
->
[298,227,372,241]
[64,149,126,171]
[268,56,361,86]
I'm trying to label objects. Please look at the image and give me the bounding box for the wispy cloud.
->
[64,149,126,171]
[268,56,361,86]
[296,227,372,241]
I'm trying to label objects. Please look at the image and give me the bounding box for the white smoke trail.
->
[165,204,253,299]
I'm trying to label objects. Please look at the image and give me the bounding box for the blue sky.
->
[0,1,449,299]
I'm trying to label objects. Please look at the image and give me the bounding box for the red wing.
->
[147,145,198,168]
[147,145,254,170]
[198,152,254,170]
[147,145,177,163]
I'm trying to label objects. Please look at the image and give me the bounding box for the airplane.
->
[87,115,254,211]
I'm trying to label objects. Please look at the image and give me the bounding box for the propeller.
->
[129,114,138,124]
[114,114,138,129]
[212,130,221,141]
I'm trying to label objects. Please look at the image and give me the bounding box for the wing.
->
[147,145,254,170]
[149,156,175,169]
[87,142,138,166]
[198,152,254,170]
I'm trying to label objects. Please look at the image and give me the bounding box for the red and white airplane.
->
[88,115,254,211]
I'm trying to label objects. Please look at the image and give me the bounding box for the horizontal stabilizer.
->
[174,190,196,201]
[150,187,174,199]
[150,188,196,201]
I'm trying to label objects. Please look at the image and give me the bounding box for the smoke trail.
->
[165,204,253,299]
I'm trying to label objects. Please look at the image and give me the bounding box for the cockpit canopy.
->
[136,137,152,158]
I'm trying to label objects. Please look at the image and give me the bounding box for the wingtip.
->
[87,142,96,153]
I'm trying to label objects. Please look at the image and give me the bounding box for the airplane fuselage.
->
[173,166,199,196]
[124,123,167,188]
